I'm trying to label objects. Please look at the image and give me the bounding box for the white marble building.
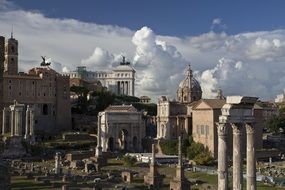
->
[67,58,135,96]
[97,105,145,152]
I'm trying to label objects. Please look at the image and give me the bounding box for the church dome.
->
[177,65,202,103]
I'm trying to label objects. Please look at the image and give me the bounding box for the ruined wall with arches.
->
[98,105,146,152]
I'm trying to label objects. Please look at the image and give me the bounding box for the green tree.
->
[193,151,214,166]
[159,140,178,155]
[187,142,205,160]
[265,114,285,134]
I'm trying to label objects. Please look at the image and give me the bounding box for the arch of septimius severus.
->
[217,96,258,190]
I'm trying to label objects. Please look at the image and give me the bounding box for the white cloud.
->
[212,18,222,25]
[1,5,285,101]
[132,27,188,98]
[81,47,117,70]
[211,17,227,31]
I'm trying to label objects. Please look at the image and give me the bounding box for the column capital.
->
[231,123,242,134]
[245,123,255,134]
[217,123,228,137]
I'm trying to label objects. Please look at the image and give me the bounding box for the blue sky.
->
[10,0,285,36]
[2,0,285,101]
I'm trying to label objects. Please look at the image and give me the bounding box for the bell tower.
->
[4,32,18,75]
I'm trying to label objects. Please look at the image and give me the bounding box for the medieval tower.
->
[4,33,18,75]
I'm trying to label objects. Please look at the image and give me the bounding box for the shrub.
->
[193,151,214,166]
[159,140,178,155]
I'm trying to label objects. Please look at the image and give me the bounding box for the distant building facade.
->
[275,90,285,103]
[0,34,71,139]
[67,57,135,96]
[140,96,151,104]
[98,105,145,152]
[192,98,265,158]
[156,65,202,139]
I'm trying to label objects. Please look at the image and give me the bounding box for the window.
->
[206,125,209,135]
[200,125,205,135]
[42,104,48,115]
[11,46,15,53]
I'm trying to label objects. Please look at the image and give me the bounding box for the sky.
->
[1,0,285,101]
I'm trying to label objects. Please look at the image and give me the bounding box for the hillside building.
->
[0,34,71,139]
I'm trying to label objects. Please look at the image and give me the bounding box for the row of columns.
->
[217,123,256,190]
[117,81,134,96]
[157,116,190,139]
[2,104,35,140]
[118,81,130,95]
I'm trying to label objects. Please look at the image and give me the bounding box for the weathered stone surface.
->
[2,136,27,158]
[0,159,10,190]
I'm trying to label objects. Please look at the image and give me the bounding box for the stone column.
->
[10,109,14,136]
[55,152,61,174]
[117,81,120,94]
[95,114,102,157]
[25,107,30,139]
[29,107,35,140]
[176,116,180,136]
[122,81,125,94]
[184,117,189,134]
[176,136,183,179]
[150,143,157,174]
[246,123,256,190]
[14,106,23,136]
[232,123,243,190]
[127,81,130,96]
[217,123,228,190]
[2,108,9,135]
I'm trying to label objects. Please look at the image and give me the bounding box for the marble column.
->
[25,107,30,139]
[176,136,183,179]
[246,123,256,190]
[217,123,228,190]
[184,117,189,134]
[55,152,61,174]
[232,123,243,190]
[122,81,125,94]
[29,108,35,142]
[176,116,180,136]
[95,114,102,157]
[2,108,9,135]
[14,107,23,136]
[150,143,157,174]
[117,81,120,94]
[10,110,14,136]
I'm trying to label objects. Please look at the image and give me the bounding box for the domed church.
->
[157,65,202,139]
[176,65,202,103]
